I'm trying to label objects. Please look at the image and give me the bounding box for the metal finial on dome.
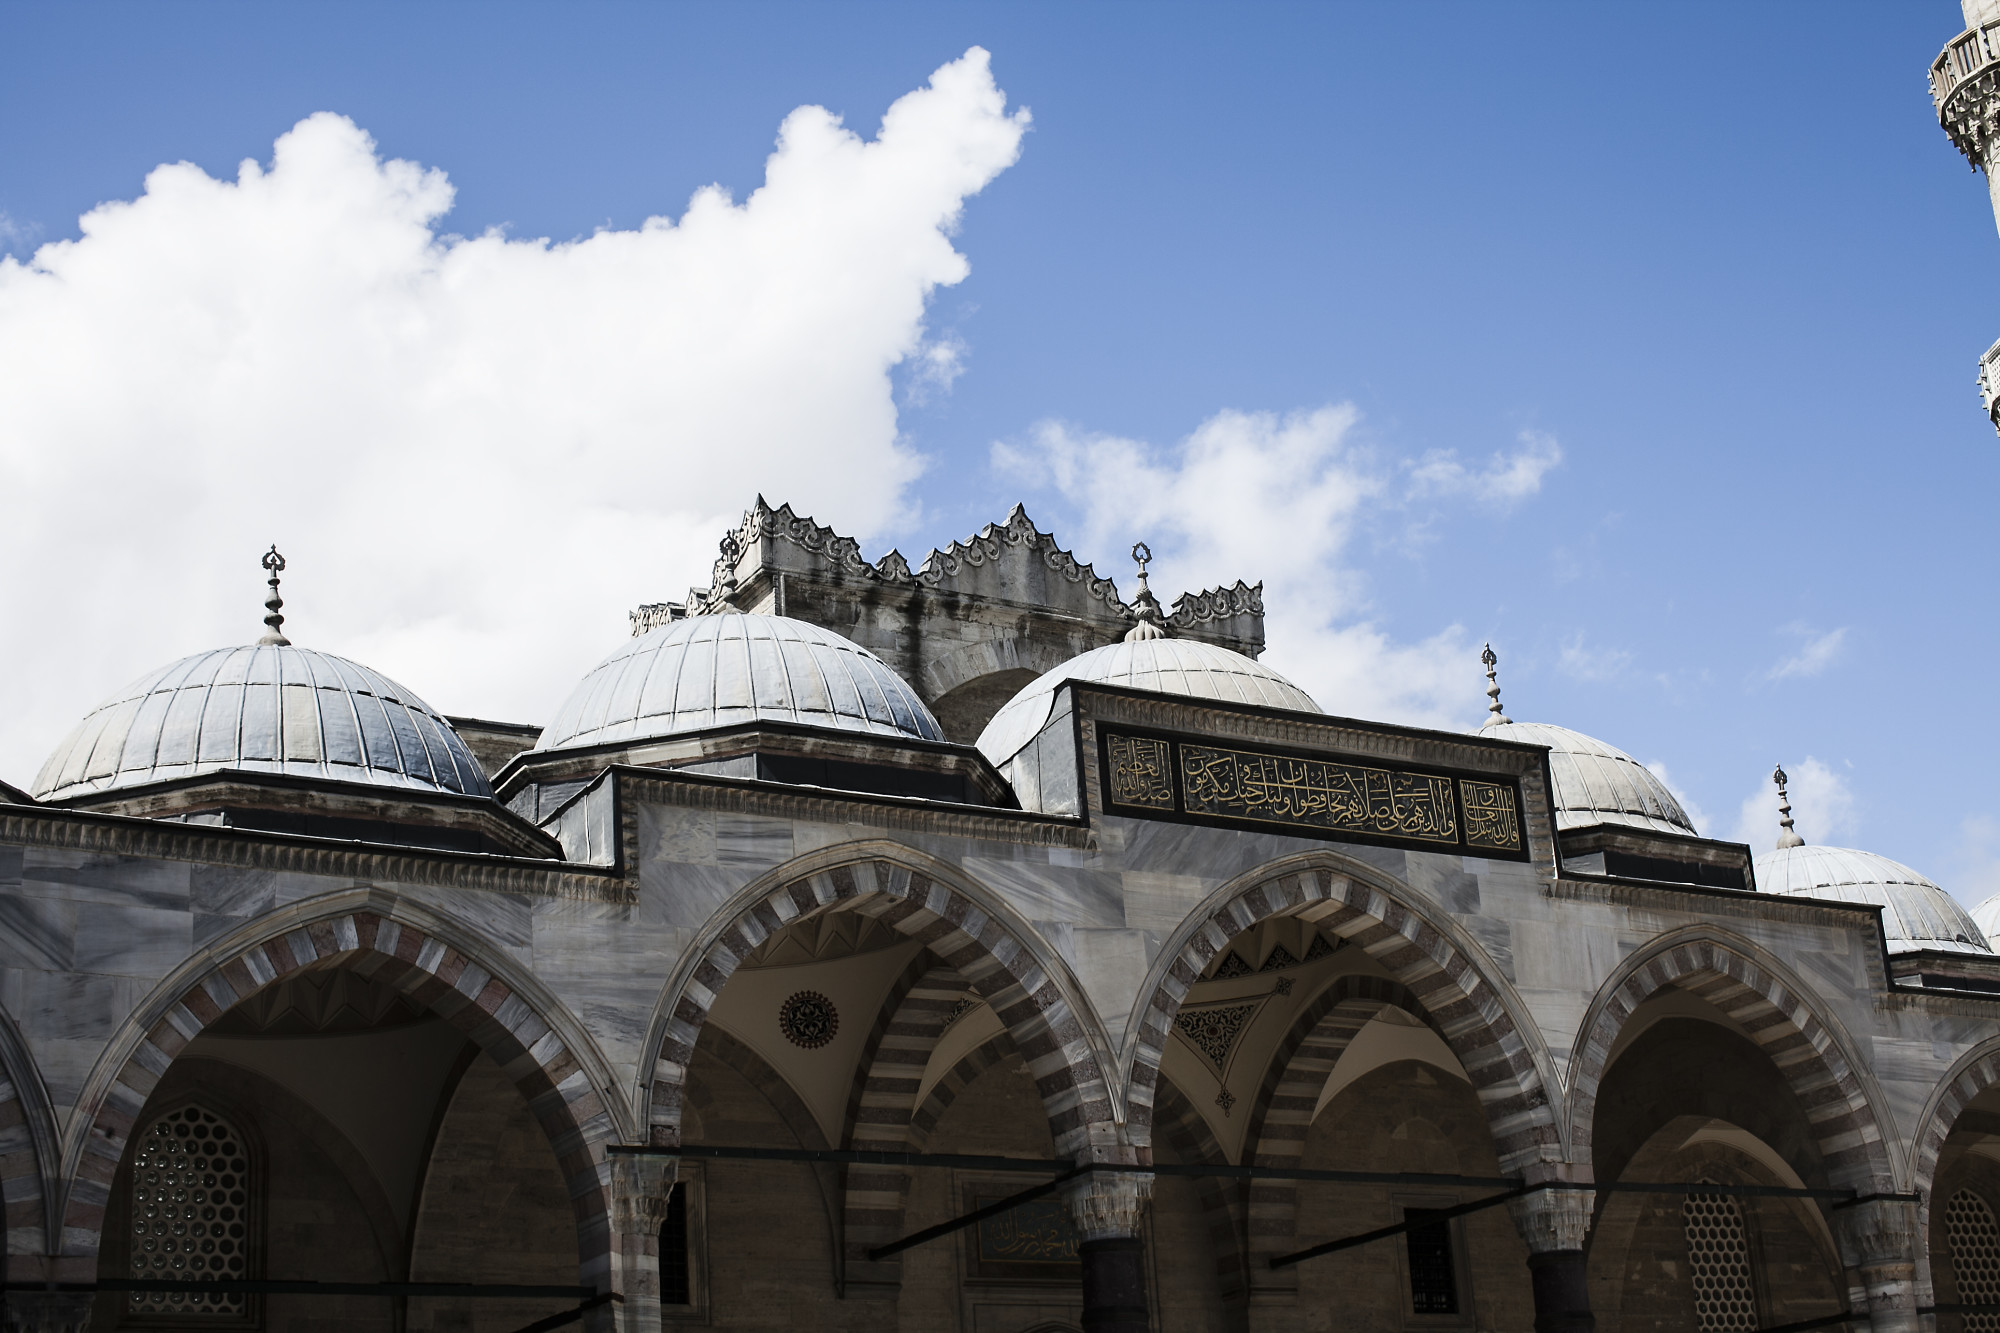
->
[1773,764,1805,849]
[258,546,290,646]
[1124,541,1169,642]
[706,531,743,613]
[1480,643,1510,727]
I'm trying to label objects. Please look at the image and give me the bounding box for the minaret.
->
[1931,0,2000,432]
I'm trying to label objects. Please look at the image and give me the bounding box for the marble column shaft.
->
[1067,1170,1154,1333]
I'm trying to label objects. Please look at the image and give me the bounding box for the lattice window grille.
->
[129,1104,252,1316]
[1404,1208,1459,1314]
[1947,1189,2000,1333]
[1682,1188,1758,1332]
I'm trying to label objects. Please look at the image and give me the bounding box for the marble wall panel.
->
[71,903,191,979]
[0,844,21,887]
[188,864,282,921]
[10,967,149,1115]
[0,894,74,972]
[961,857,1125,929]
[639,803,718,868]
[1066,928,1152,1051]
[638,857,750,931]
[530,900,687,1077]
[1114,871,1213,934]
[713,814,792,871]
[20,850,190,912]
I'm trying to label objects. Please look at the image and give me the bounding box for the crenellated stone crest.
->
[629,497,1268,739]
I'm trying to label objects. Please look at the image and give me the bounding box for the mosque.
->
[3,486,2000,1333]
[6,5,2000,1332]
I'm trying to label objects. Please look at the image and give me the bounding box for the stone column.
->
[1066,1171,1154,1333]
[597,1153,677,1333]
[1,1292,94,1333]
[1507,1185,1596,1333]
[1832,1197,1922,1333]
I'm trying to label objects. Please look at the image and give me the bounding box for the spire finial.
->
[258,545,290,646]
[1480,643,1510,727]
[1124,541,1169,642]
[707,531,742,613]
[1772,764,1805,849]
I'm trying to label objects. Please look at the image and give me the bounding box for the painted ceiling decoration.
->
[778,991,839,1049]
[1172,1001,1261,1074]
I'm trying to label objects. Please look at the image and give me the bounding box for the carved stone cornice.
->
[0,805,625,902]
[1169,581,1263,626]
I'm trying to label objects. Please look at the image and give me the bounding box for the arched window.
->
[1682,1187,1757,1332]
[128,1104,254,1318]
[659,1181,690,1306]
[1946,1189,2000,1333]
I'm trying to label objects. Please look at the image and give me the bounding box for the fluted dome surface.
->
[1757,845,1989,955]
[1480,721,1695,836]
[537,613,944,751]
[1972,892,2000,951]
[977,638,1320,766]
[34,645,488,801]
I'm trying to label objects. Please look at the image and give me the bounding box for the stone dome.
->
[1971,892,2000,951]
[977,637,1320,767]
[34,645,489,801]
[536,612,945,752]
[1757,844,1990,955]
[1479,720,1696,836]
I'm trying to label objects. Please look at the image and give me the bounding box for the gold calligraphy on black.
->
[975,1197,1080,1264]
[1105,733,1176,811]
[1177,743,1458,844]
[1458,779,1523,852]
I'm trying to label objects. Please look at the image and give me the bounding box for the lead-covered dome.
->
[1480,720,1696,836]
[1757,845,1989,955]
[977,638,1321,767]
[536,612,945,751]
[34,645,489,801]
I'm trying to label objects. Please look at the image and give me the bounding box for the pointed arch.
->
[1153,1075,1249,1308]
[645,844,1121,1161]
[53,898,623,1299]
[909,1033,1020,1152]
[0,1000,59,1266]
[1565,929,1895,1194]
[1125,851,1564,1175]
[1908,1033,2000,1304]
[1237,975,1438,1281]
[838,955,964,1275]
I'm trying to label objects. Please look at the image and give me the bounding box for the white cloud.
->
[1728,756,1856,850]
[0,211,35,256]
[1948,816,2000,912]
[1405,429,1562,507]
[1557,631,1632,683]
[0,49,1027,787]
[1644,761,1710,834]
[993,407,1557,728]
[1767,624,1847,681]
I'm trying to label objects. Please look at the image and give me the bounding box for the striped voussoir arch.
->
[650,858,1115,1159]
[840,956,965,1276]
[0,1060,47,1261]
[908,1032,1019,1152]
[1568,938,1891,1193]
[61,911,619,1289]
[1130,866,1558,1174]
[1239,975,1435,1282]
[1913,1043,2000,1205]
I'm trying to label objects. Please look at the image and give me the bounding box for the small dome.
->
[1971,892,2000,951]
[34,645,489,801]
[1479,720,1695,836]
[977,638,1320,766]
[537,612,944,751]
[1757,845,1990,955]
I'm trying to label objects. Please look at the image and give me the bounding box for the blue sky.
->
[1,3,1993,898]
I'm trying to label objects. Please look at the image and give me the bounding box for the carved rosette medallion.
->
[778,990,840,1049]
